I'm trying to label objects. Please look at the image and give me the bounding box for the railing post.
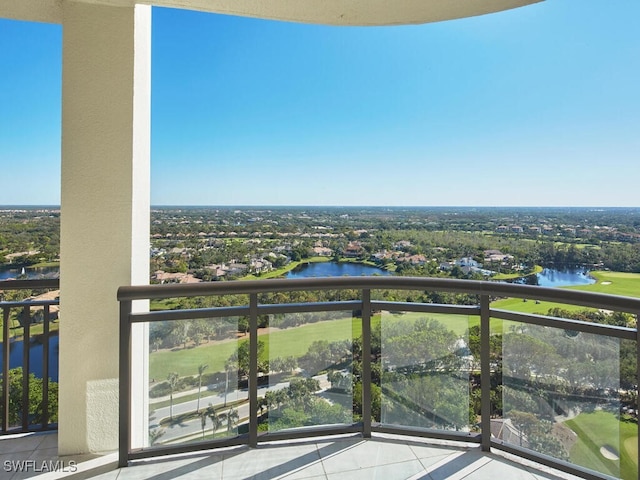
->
[2,306,9,432]
[41,305,50,429]
[480,295,491,452]
[119,300,132,468]
[249,293,258,448]
[361,289,372,438]
[21,305,30,431]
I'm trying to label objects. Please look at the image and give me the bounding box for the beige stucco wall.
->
[59,1,150,454]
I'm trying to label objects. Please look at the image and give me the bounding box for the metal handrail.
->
[118,276,640,313]
[0,279,60,435]
[119,276,640,480]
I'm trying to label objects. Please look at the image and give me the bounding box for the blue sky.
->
[1,1,638,206]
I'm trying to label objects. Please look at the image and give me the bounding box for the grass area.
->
[552,242,601,250]
[150,316,357,380]
[570,271,640,298]
[150,310,480,381]
[29,261,60,268]
[0,321,59,344]
[564,410,637,479]
[492,265,543,280]
[491,270,640,315]
[379,311,476,336]
[242,256,330,280]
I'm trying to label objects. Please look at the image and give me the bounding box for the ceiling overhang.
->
[1,0,543,26]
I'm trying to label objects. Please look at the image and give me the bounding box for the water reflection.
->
[510,268,595,288]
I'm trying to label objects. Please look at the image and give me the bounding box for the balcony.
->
[0,275,636,478]
[110,276,639,480]
[1,280,60,436]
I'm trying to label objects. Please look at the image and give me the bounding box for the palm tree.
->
[167,372,179,420]
[196,363,208,413]
[200,411,207,440]
[207,404,220,438]
[223,358,236,406]
[149,427,165,445]
[224,407,239,434]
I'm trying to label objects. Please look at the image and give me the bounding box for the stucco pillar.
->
[59,2,150,454]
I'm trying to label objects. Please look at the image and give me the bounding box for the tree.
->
[149,427,165,446]
[207,404,220,438]
[200,411,207,440]
[221,407,239,434]
[3,367,58,426]
[196,364,208,413]
[167,372,179,420]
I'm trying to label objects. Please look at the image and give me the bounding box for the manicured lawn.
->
[242,256,330,280]
[379,311,475,336]
[149,310,474,380]
[492,265,543,281]
[150,316,357,380]
[491,297,587,315]
[491,270,640,315]
[570,271,640,298]
[564,410,637,479]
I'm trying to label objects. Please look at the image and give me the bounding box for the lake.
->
[0,335,59,381]
[0,265,59,281]
[511,268,596,287]
[286,261,393,278]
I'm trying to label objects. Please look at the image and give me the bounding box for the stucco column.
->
[59,2,150,454]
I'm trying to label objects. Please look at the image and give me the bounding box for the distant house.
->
[394,240,412,250]
[343,241,364,258]
[312,246,333,256]
[153,270,201,284]
[249,258,273,274]
[483,250,514,264]
[511,225,523,234]
[455,257,479,269]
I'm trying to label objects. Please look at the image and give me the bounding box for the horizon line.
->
[1,204,640,210]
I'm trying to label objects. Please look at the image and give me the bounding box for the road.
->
[151,382,289,442]
[152,375,329,443]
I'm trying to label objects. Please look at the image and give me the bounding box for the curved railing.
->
[118,277,640,480]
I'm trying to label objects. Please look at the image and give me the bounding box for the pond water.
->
[510,268,595,287]
[536,268,595,287]
[286,261,393,278]
[0,265,59,281]
[0,335,59,381]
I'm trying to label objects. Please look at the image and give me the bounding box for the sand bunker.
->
[600,445,619,461]
[601,281,612,285]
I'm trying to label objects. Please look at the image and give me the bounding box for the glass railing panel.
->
[380,311,471,432]
[147,317,245,447]
[264,311,354,433]
[501,321,628,478]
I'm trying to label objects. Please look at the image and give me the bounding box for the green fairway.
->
[570,271,640,298]
[150,316,358,380]
[564,410,637,479]
[379,311,475,336]
[492,265,543,280]
[491,270,640,315]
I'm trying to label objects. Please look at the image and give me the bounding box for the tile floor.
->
[0,432,585,480]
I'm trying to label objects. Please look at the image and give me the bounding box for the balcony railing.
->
[0,279,60,434]
[118,277,640,480]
